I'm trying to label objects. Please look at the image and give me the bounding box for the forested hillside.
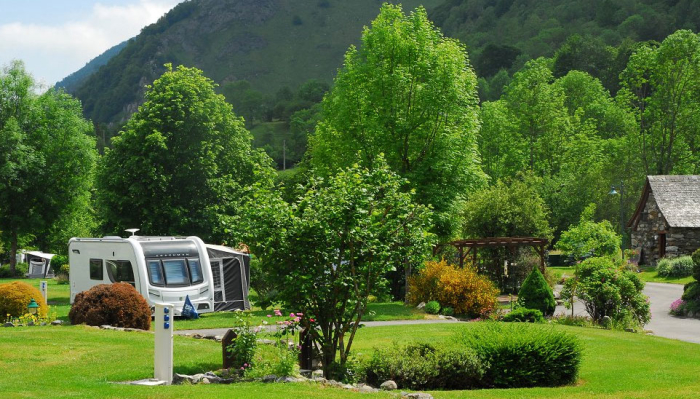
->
[54,40,127,93]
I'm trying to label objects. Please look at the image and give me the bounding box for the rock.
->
[262,375,278,383]
[311,369,324,379]
[380,380,398,391]
[3,322,14,327]
[342,384,354,389]
[417,302,426,310]
[276,376,299,383]
[192,373,205,383]
[174,373,195,384]
[200,377,210,384]
[357,384,379,393]
[299,369,312,378]
[403,393,434,399]
[51,320,63,325]
[625,328,636,333]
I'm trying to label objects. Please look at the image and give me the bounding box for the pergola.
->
[434,237,549,271]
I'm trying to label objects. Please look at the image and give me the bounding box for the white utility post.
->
[39,281,48,305]
[154,303,174,385]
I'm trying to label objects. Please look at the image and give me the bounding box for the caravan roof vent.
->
[125,228,140,237]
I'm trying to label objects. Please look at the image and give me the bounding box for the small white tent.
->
[24,251,56,278]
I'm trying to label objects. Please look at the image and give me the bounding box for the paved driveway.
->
[556,282,700,344]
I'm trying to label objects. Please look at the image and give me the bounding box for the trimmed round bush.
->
[669,256,694,278]
[0,281,49,318]
[441,307,455,316]
[458,322,581,388]
[516,268,555,317]
[691,248,700,281]
[424,300,440,314]
[656,258,672,277]
[364,342,485,390]
[69,283,151,330]
[502,307,544,323]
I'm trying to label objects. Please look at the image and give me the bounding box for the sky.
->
[0,0,183,88]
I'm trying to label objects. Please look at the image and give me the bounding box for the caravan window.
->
[163,259,189,286]
[188,258,203,284]
[106,260,135,285]
[90,259,103,280]
[148,260,164,286]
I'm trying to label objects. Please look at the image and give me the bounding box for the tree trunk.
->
[9,230,18,273]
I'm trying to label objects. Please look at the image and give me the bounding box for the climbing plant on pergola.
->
[435,237,549,272]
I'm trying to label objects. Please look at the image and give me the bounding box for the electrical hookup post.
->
[131,303,174,386]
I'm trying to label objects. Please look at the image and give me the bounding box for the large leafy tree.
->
[310,4,485,240]
[242,157,433,378]
[97,64,274,242]
[619,30,700,175]
[0,61,97,270]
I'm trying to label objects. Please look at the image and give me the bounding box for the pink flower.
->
[296,312,303,316]
[274,309,282,316]
[244,363,248,367]
[240,367,244,370]
[290,313,295,318]
[310,318,315,322]
[267,314,272,318]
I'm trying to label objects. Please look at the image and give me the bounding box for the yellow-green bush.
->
[408,260,499,318]
[0,281,48,318]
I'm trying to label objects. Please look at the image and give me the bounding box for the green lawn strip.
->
[548,266,575,282]
[636,266,694,285]
[0,325,387,399]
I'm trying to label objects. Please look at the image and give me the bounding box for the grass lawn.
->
[548,266,575,282]
[636,266,694,285]
[1,322,699,398]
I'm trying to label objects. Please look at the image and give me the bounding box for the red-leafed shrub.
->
[0,281,49,318]
[408,260,499,318]
[69,283,151,330]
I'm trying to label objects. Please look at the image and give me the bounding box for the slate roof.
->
[647,175,700,228]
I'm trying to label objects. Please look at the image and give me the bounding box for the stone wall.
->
[631,192,700,264]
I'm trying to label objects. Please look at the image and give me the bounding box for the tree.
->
[0,60,97,271]
[96,64,275,242]
[556,204,621,261]
[242,157,433,378]
[310,4,486,240]
[619,30,700,175]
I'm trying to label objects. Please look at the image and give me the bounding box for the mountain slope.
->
[69,0,441,124]
[54,40,127,91]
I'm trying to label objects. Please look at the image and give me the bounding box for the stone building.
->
[628,175,700,265]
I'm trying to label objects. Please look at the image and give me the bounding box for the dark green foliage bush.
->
[441,307,455,317]
[0,265,22,278]
[502,308,544,323]
[516,268,555,317]
[69,283,151,330]
[682,281,700,301]
[691,248,700,280]
[50,255,68,275]
[458,323,581,388]
[364,342,485,390]
[424,300,440,315]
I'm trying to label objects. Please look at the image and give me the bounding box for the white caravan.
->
[69,236,216,316]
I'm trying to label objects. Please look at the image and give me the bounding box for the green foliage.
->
[657,256,694,278]
[96,64,275,242]
[691,248,700,281]
[0,281,49,318]
[407,260,499,318]
[241,156,433,378]
[311,3,485,239]
[561,257,651,328]
[0,61,96,268]
[68,283,151,330]
[424,301,440,315]
[363,342,485,390]
[556,204,621,260]
[502,308,545,323]
[226,312,258,373]
[457,323,582,388]
[50,255,68,275]
[516,268,556,317]
[440,307,455,317]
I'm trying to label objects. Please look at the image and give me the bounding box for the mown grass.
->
[1,322,699,398]
[637,265,694,285]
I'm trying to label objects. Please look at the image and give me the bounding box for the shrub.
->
[691,248,700,280]
[0,281,49,318]
[669,256,694,278]
[561,257,650,328]
[516,268,555,316]
[51,255,68,275]
[408,260,498,318]
[441,307,455,316]
[682,281,700,301]
[69,283,151,330]
[502,307,544,323]
[0,265,21,278]
[364,342,485,390]
[656,258,672,277]
[457,323,581,388]
[424,300,440,315]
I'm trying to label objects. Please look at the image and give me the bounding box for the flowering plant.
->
[670,299,687,316]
